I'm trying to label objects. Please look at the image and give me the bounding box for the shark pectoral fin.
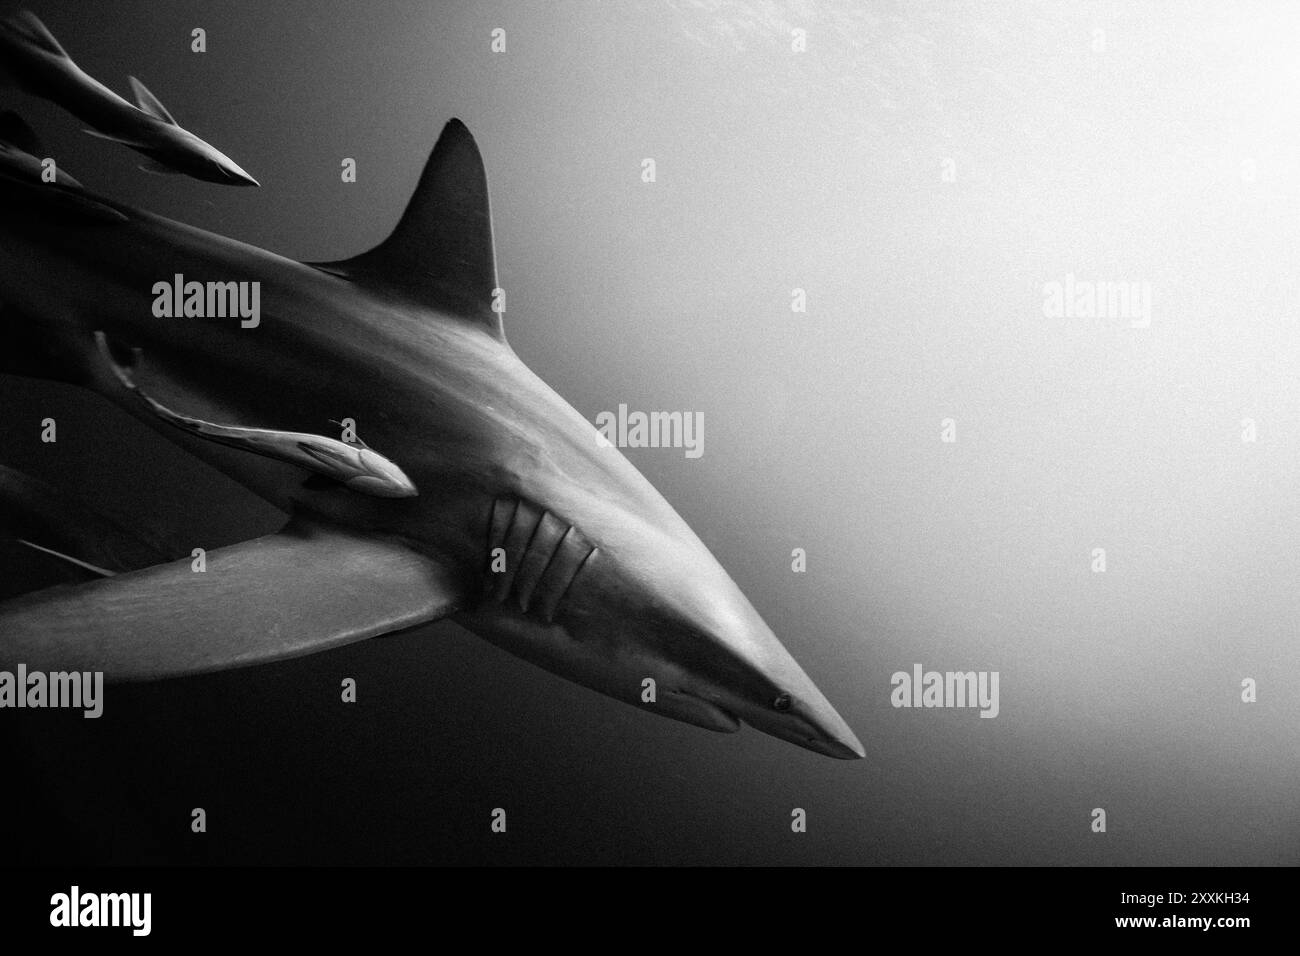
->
[0,516,464,681]
[138,159,183,176]
[127,77,178,125]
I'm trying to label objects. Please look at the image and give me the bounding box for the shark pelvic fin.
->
[128,76,178,125]
[308,119,503,341]
[0,515,465,681]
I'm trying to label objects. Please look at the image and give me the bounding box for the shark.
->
[0,112,866,760]
[0,10,258,186]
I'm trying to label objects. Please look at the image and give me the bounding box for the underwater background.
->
[1,0,1297,864]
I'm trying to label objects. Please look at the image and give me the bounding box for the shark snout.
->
[655,551,865,760]
[792,697,866,760]
[216,155,259,187]
[740,675,865,760]
[798,676,866,759]
[680,612,864,758]
[188,132,259,186]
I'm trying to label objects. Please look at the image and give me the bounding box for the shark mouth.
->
[666,689,741,734]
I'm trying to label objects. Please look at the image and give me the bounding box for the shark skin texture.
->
[0,10,258,186]
[0,110,865,760]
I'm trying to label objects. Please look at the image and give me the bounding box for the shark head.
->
[438,353,864,760]
[573,521,867,760]
[456,484,864,760]
[123,75,259,186]
[157,125,260,187]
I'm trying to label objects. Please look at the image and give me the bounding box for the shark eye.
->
[772,692,793,712]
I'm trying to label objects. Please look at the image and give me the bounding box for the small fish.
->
[95,332,417,498]
[0,11,259,186]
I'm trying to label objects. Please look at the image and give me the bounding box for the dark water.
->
[1,0,1297,864]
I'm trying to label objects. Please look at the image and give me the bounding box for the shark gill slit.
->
[485,496,595,622]
[512,510,567,612]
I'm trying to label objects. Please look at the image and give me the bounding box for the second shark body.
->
[0,10,258,186]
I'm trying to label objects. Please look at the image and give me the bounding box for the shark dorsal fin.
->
[310,119,502,340]
[128,77,177,125]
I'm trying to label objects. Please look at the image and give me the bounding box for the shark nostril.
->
[772,692,792,712]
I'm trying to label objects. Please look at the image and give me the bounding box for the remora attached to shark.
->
[0,110,864,758]
[0,10,258,186]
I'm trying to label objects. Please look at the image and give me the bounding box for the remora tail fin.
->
[0,516,465,681]
[310,119,503,340]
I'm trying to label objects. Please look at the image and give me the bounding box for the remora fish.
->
[0,10,259,186]
[96,332,417,498]
[0,117,864,759]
